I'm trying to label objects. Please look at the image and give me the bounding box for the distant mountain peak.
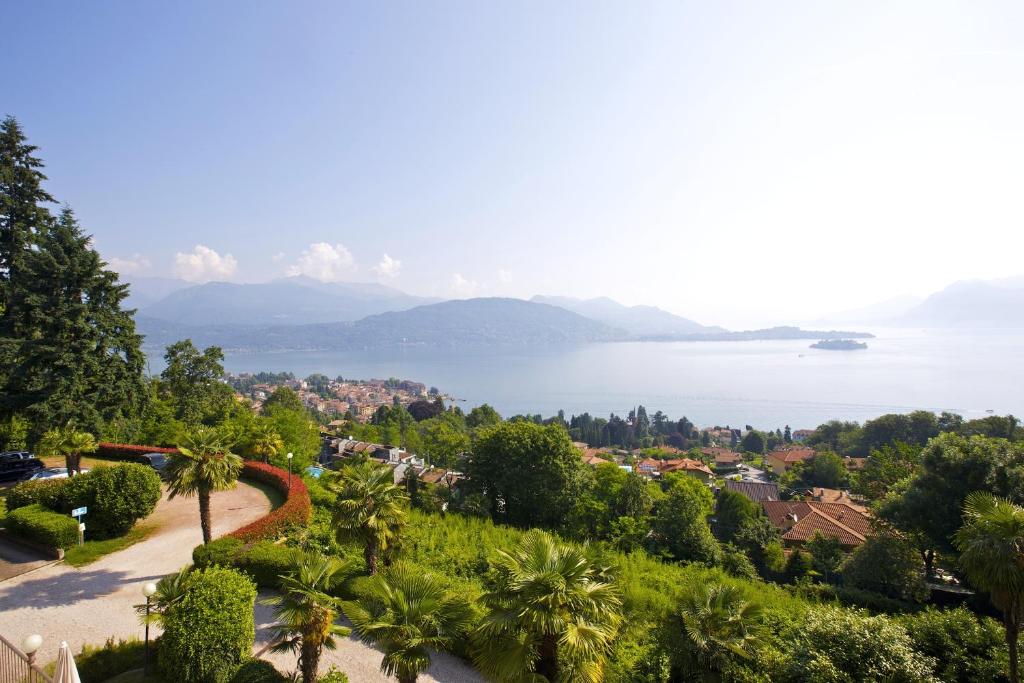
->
[531,294,723,336]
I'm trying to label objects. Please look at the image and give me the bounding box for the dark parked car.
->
[0,451,44,482]
[133,452,170,479]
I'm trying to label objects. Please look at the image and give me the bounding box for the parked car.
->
[0,452,44,482]
[133,452,170,479]
[26,467,90,481]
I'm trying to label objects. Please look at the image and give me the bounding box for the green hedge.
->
[73,637,149,683]
[159,566,257,683]
[229,659,288,683]
[6,504,79,549]
[55,464,161,539]
[192,538,294,589]
[3,478,68,511]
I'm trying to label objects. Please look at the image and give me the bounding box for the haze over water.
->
[202,328,1024,430]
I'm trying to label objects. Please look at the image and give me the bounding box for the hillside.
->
[898,280,1024,327]
[136,297,629,351]
[139,277,436,325]
[532,295,722,336]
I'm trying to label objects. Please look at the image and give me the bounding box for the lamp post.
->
[142,582,157,674]
[21,634,42,667]
[287,452,294,489]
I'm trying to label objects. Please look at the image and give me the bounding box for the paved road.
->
[0,483,272,665]
[0,537,58,581]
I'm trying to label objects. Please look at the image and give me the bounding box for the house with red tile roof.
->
[766,447,816,475]
[762,500,872,548]
[704,447,743,472]
[658,458,714,482]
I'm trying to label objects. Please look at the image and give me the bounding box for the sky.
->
[5,1,1024,328]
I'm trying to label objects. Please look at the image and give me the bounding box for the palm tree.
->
[167,427,243,544]
[342,563,475,683]
[474,531,622,683]
[135,566,191,626]
[250,424,284,464]
[676,583,763,682]
[954,491,1024,683]
[264,553,352,683]
[330,462,408,574]
[36,425,97,476]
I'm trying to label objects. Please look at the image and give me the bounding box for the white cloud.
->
[451,273,479,297]
[107,253,151,275]
[173,245,237,282]
[372,253,402,279]
[286,242,354,282]
[271,251,286,263]
[497,269,512,284]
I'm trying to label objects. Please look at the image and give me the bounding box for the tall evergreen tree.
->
[0,118,146,437]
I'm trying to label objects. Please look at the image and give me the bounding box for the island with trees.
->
[810,339,869,350]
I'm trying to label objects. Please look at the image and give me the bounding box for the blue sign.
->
[72,506,87,517]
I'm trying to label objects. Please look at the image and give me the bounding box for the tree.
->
[466,403,502,429]
[879,433,1024,575]
[740,431,765,454]
[474,531,622,683]
[343,563,474,683]
[853,441,922,500]
[419,419,469,471]
[166,426,243,544]
[805,532,843,583]
[250,423,284,464]
[652,474,720,565]
[36,425,97,476]
[803,451,849,489]
[263,386,305,413]
[330,462,408,574]
[160,340,233,424]
[713,489,759,544]
[468,421,587,528]
[265,553,352,683]
[842,533,928,602]
[671,584,763,682]
[954,492,1024,683]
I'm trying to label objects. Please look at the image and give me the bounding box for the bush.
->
[235,541,295,588]
[842,534,928,603]
[229,659,287,683]
[6,504,79,549]
[159,566,257,683]
[3,478,67,511]
[317,666,349,683]
[86,463,162,537]
[193,537,245,569]
[228,462,311,543]
[73,637,147,683]
[900,606,1008,683]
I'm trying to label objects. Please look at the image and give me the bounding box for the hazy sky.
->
[6,1,1024,327]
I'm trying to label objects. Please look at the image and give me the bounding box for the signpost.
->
[72,506,87,546]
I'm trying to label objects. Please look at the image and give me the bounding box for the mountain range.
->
[530,295,725,336]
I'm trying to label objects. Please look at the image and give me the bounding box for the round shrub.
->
[235,540,295,588]
[229,659,288,683]
[6,503,79,549]
[193,537,245,569]
[159,566,257,683]
[50,464,162,539]
[3,478,67,511]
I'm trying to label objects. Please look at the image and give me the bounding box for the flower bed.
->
[227,461,312,543]
[95,441,178,458]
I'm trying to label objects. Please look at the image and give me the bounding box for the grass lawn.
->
[40,454,132,470]
[63,523,158,567]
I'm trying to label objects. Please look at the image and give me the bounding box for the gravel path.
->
[254,595,486,683]
[0,482,272,665]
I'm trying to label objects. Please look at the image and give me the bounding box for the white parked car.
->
[27,467,90,481]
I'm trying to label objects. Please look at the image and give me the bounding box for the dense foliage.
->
[228,461,312,543]
[5,503,79,549]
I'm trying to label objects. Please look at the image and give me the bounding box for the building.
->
[724,479,780,504]
[762,500,872,549]
[766,447,816,475]
[657,458,714,482]
[703,447,743,472]
[791,429,815,443]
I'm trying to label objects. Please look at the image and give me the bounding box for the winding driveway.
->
[0,482,271,666]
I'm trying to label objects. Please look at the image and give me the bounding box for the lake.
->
[203,327,1024,430]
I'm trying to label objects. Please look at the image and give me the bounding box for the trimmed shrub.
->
[6,504,79,549]
[3,478,68,511]
[50,464,162,539]
[159,566,257,683]
[228,462,311,543]
[95,441,178,459]
[193,537,245,569]
[234,540,295,588]
[229,659,287,683]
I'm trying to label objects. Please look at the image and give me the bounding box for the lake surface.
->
[202,328,1024,430]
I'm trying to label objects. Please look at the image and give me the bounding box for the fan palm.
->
[167,427,243,544]
[36,425,97,476]
[264,552,352,683]
[251,424,284,464]
[134,566,191,626]
[342,563,475,683]
[676,583,764,682]
[330,462,408,574]
[474,531,622,683]
[954,491,1024,683]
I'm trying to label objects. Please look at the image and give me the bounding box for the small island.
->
[811,339,868,351]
